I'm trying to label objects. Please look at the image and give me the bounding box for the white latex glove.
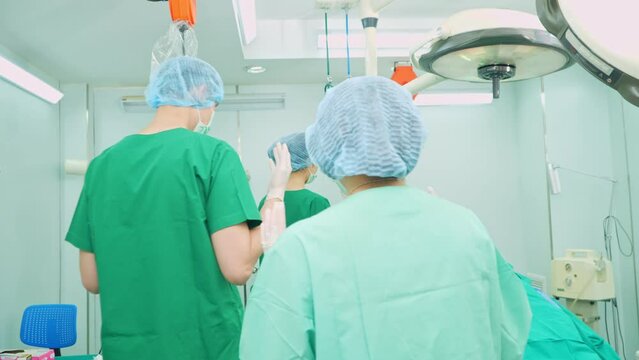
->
[260,202,286,252]
[266,143,292,200]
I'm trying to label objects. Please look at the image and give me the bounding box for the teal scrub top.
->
[258,189,330,227]
[66,128,261,360]
[519,275,619,360]
[241,186,531,360]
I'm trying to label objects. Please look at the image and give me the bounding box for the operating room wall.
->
[59,84,93,355]
[513,66,639,358]
[511,79,552,282]
[609,96,639,358]
[544,68,639,359]
[0,51,61,348]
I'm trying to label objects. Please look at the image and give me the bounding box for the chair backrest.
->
[20,304,77,349]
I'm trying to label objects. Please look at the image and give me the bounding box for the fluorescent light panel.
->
[0,55,63,104]
[233,0,257,45]
[414,93,493,106]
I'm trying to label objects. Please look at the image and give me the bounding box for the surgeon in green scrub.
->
[519,274,619,360]
[66,56,291,360]
[240,76,532,359]
[258,132,330,226]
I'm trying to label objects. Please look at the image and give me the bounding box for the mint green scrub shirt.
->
[241,186,531,360]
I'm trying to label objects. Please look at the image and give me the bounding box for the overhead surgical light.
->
[0,55,64,104]
[407,9,573,99]
[537,0,639,107]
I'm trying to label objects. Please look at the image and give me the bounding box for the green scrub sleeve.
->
[66,187,94,252]
[240,233,315,359]
[206,146,261,234]
[496,250,533,360]
[309,197,330,216]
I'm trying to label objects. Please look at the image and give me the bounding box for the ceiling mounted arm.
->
[359,0,396,76]
[403,73,445,95]
[371,0,396,14]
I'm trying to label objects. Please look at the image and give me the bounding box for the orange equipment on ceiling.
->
[169,0,197,26]
[391,63,418,99]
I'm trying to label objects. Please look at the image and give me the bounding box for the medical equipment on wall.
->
[546,163,617,195]
[406,9,573,98]
[551,249,615,329]
[537,0,639,107]
[64,160,89,176]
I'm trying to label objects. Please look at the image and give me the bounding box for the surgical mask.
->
[306,168,317,185]
[194,109,213,135]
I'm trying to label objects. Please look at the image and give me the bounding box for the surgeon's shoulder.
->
[83,144,116,176]
[312,191,330,204]
[397,187,491,237]
[191,134,240,160]
[191,132,231,149]
[308,191,331,207]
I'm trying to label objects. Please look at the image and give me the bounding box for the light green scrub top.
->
[66,128,261,360]
[520,275,619,360]
[258,189,330,227]
[241,186,531,360]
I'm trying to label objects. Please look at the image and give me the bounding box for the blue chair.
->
[20,304,77,356]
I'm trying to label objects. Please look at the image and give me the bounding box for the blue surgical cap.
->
[268,132,312,172]
[306,76,426,180]
[145,56,224,109]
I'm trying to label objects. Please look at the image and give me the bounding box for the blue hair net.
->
[306,76,426,180]
[268,132,312,172]
[145,56,224,109]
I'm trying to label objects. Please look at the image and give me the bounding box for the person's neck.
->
[140,106,194,134]
[286,171,308,191]
[341,175,405,195]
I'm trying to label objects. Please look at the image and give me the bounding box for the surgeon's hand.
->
[266,143,292,201]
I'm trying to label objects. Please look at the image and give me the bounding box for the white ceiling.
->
[258,0,535,20]
[0,0,538,86]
